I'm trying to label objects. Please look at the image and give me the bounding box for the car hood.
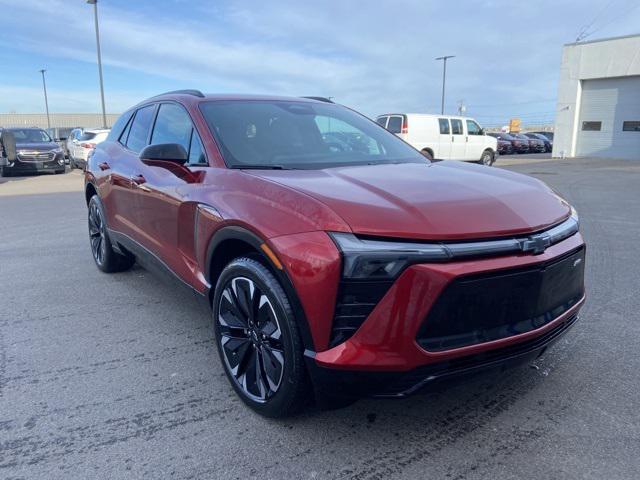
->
[16,142,58,151]
[247,161,571,241]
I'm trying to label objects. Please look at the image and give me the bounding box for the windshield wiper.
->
[232,164,293,170]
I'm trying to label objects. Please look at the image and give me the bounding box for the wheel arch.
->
[421,147,435,159]
[205,226,316,351]
[85,182,98,205]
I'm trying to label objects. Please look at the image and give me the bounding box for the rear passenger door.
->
[449,118,466,159]
[437,118,452,159]
[105,104,157,242]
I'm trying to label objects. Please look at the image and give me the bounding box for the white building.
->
[553,34,640,160]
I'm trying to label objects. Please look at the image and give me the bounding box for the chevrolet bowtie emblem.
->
[521,235,550,254]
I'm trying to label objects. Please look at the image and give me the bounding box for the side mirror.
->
[1,130,17,162]
[479,128,485,135]
[139,143,188,166]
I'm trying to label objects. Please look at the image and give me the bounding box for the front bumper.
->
[313,232,585,373]
[2,157,65,173]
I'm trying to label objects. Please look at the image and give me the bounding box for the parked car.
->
[512,132,545,153]
[46,127,75,163]
[85,91,585,417]
[526,132,553,152]
[0,127,65,176]
[66,128,83,161]
[486,132,514,155]
[524,132,553,152]
[69,128,110,169]
[376,113,498,165]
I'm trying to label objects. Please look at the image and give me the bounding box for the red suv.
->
[85,91,585,417]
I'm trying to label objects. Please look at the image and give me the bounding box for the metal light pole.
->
[39,69,51,130]
[87,0,107,128]
[435,55,455,115]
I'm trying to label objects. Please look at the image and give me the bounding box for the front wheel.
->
[212,257,309,418]
[479,150,495,166]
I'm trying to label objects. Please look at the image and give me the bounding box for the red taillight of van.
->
[401,116,408,134]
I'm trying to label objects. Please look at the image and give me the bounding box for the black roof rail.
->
[301,96,334,103]
[152,89,205,98]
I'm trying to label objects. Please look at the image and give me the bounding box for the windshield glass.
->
[200,101,426,169]
[10,128,52,143]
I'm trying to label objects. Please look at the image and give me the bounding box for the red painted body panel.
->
[85,93,585,379]
[247,160,571,241]
[269,232,342,352]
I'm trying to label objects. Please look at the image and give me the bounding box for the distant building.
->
[0,113,119,129]
[553,34,640,160]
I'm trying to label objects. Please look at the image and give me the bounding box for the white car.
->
[69,128,110,169]
[376,114,498,165]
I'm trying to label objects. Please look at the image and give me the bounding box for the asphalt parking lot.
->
[1,157,639,479]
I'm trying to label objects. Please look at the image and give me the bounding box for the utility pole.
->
[435,55,455,115]
[87,0,107,128]
[39,69,51,130]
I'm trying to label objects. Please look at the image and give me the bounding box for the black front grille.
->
[330,279,393,348]
[417,246,585,351]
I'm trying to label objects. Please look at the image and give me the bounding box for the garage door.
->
[576,76,640,159]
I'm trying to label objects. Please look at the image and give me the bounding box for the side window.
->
[126,105,156,153]
[451,119,463,135]
[376,116,388,128]
[438,118,450,134]
[188,130,206,165]
[151,103,193,153]
[107,110,134,142]
[466,120,482,135]
[386,116,402,134]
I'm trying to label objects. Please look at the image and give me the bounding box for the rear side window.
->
[126,105,156,153]
[451,119,463,135]
[151,103,193,153]
[107,110,134,142]
[376,116,388,128]
[581,121,601,132]
[387,116,402,134]
[622,121,640,132]
[438,118,450,134]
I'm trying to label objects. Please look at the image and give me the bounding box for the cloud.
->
[1,0,639,123]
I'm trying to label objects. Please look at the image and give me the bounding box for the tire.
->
[421,149,434,160]
[212,257,309,418]
[55,169,65,175]
[479,150,494,166]
[0,168,7,177]
[87,195,134,273]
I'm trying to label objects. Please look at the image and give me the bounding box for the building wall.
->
[0,113,120,129]
[553,34,640,158]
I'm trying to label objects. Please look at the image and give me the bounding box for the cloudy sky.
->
[0,0,639,125]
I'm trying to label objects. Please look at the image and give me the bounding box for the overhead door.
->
[576,76,640,159]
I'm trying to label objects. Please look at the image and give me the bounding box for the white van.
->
[375,114,498,165]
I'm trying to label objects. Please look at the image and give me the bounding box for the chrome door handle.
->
[131,174,151,192]
[98,162,110,171]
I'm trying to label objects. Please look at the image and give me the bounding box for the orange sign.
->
[509,118,521,133]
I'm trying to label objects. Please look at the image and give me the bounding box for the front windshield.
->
[11,128,52,143]
[200,100,426,169]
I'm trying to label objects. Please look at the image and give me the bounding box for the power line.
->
[575,0,617,41]
[468,99,556,109]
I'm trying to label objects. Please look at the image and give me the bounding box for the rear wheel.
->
[212,257,309,418]
[88,195,134,273]
[479,150,494,166]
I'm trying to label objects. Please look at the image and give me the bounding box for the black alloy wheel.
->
[213,257,308,417]
[87,195,134,273]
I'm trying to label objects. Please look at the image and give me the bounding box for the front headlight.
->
[51,147,63,154]
[570,205,579,226]
[329,232,450,279]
